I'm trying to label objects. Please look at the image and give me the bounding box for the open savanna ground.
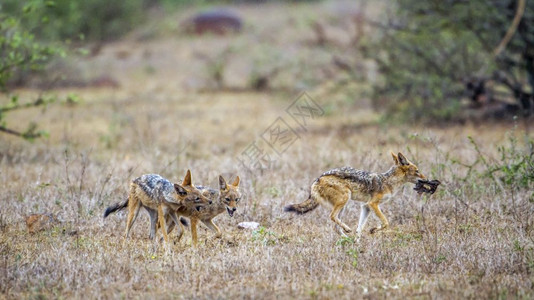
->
[1,1,534,299]
[2,88,533,299]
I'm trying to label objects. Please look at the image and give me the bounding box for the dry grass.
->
[2,1,534,299]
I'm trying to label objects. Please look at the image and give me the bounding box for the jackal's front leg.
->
[356,204,371,238]
[368,202,389,234]
[201,219,222,238]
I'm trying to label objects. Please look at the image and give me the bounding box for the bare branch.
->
[493,0,526,57]
[0,126,41,139]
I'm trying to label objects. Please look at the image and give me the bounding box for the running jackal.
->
[103,170,211,243]
[285,152,425,236]
[163,175,241,245]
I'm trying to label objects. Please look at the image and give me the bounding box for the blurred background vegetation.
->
[359,0,533,123]
[1,0,533,139]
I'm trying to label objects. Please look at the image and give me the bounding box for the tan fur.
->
[285,152,425,237]
[162,175,241,246]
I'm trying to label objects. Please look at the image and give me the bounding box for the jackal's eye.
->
[235,198,240,202]
[225,197,231,202]
[195,197,200,202]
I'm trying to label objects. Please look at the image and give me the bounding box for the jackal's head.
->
[218,175,241,217]
[174,170,212,211]
[391,152,426,184]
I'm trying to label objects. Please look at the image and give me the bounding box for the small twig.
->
[97,167,114,203]
[78,150,92,196]
[468,136,506,194]
[451,189,475,213]
[454,192,459,232]
[365,18,425,35]
[158,142,191,175]
[64,149,72,189]
[420,203,428,233]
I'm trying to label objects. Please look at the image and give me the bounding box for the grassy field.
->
[1,2,534,299]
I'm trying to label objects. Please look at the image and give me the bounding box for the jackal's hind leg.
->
[334,207,349,236]
[125,196,141,239]
[329,193,352,234]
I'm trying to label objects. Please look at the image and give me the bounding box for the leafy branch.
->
[0,2,65,140]
[0,96,55,140]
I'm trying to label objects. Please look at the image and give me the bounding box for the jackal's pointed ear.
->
[232,176,240,187]
[182,169,192,186]
[174,183,187,196]
[397,152,410,166]
[219,175,228,191]
[391,152,400,165]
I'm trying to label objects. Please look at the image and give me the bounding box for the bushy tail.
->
[103,198,128,218]
[284,194,319,214]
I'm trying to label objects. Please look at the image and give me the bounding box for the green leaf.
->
[22,4,33,14]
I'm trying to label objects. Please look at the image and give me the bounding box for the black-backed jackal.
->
[103,170,211,243]
[163,175,241,245]
[285,152,425,237]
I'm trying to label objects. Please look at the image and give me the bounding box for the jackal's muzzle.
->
[226,206,236,217]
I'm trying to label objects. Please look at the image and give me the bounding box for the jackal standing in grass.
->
[103,170,211,243]
[285,152,425,237]
[163,175,241,245]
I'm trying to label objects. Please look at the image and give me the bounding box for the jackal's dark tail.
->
[284,194,319,214]
[103,198,128,218]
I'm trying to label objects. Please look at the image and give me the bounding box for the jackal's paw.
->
[342,227,352,234]
[370,226,393,235]
[370,226,387,234]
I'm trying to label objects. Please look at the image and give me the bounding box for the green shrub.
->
[458,134,534,191]
[1,0,146,41]
[361,0,534,123]
[489,136,534,189]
